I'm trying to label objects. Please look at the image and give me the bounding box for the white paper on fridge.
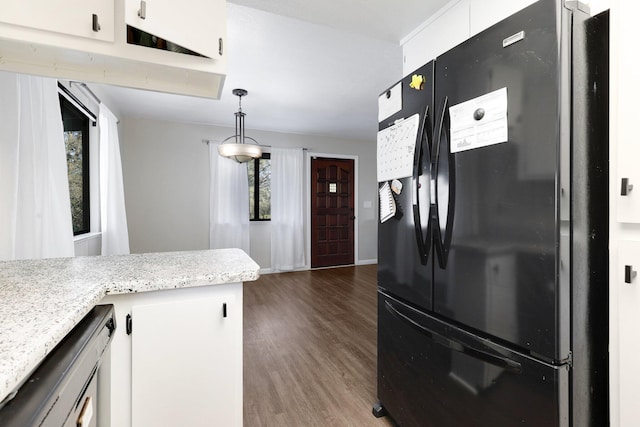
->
[377,113,420,182]
[379,181,396,223]
[378,82,402,122]
[449,87,508,153]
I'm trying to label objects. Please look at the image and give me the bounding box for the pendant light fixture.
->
[218,88,262,163]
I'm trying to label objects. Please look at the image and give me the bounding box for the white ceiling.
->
[93,0,451,141]
[227,0,449,43]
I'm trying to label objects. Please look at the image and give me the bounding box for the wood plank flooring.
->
[244,265,397,427]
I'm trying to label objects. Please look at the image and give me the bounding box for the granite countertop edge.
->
[0,248,259,405]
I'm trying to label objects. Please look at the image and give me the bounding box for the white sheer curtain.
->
[209,142,250,253]
[270,147,305,271]
[99,103,130,255]
[0,72,75,260]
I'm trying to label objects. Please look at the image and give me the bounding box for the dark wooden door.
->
[311,157,355,268]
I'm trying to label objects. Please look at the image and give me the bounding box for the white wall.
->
[119,117,377,269]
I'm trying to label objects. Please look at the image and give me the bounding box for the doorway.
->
[310,157,356,268]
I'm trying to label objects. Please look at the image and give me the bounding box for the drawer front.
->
[377,292,566,427]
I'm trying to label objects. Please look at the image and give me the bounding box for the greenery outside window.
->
[248,153,271,221]
[59,94,91,235]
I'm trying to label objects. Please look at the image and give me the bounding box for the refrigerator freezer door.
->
[377,291,567,427]
[432,0,564,361]
[378,62,435,312]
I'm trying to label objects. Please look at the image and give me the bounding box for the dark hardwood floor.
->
[244,265,396,427]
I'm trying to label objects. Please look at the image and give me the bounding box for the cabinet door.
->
[617,139,640,223]
[617,240,640,426]
[615,0,640,224]
[402,1,468,76]
[0,0,114,41]
[131,293,241,427]
[125,0,225,59]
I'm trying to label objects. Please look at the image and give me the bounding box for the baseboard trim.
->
[259,260,377,275]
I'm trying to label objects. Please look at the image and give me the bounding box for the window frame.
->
[58,85,94,236]
[249,152,271,222]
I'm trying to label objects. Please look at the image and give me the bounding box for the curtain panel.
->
[208,142,250,253]
[270,147,305,271]
[99,103,130,255]
[0,72,74,260]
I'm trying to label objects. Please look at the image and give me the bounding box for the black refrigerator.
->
[374,1,609,426]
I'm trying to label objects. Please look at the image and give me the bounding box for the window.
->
[248,153,271,220]
[59,94,91,235]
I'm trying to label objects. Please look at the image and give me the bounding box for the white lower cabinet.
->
[99,283,242,427]
[616,241,640,426]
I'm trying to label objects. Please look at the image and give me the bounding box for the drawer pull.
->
[621,178,633,196]
[138,1,147,19]
[625,265,637,284]
[92,14,100,32]
[77,396,94,427]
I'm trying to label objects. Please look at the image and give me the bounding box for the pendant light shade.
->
[218,88,262,163]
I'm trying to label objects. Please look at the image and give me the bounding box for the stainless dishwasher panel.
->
[0,304,115,427]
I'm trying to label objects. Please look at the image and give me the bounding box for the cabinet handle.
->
[77,396,94,427]
[126,314,133,335]
[625,265,637,284]
[138,1,147,19]
[223,303,227,318]
[92,14,101,32]
[621,178,633,196]
[219,38,224,56]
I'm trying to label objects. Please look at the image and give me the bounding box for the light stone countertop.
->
[0,248,260,404]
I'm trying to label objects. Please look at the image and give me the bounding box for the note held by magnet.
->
[379,182,396,223]
[377,114,419,182]
[449,87,508,153]
[378,82,402,122]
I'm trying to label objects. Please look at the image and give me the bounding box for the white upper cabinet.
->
[469,0,537,36]
[402,1,469,76]
[125,0,225,59]
[0,0,115,42]
[614,0,640,224]
[616,44,640,223]
[0,0,226,98]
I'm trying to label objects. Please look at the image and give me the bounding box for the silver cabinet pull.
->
[92,14,100,32]
[625,265,637,284]
[621,177,633,196]
[138,0,147,19]
[77,396,94,426]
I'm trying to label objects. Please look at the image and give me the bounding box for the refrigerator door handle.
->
[432,96,456,268]
[412,105,432,265]
[384,300,522,374]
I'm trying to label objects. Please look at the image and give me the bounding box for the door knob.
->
[625,265,637,284]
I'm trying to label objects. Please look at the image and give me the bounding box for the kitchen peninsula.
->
[0,248,259,426]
